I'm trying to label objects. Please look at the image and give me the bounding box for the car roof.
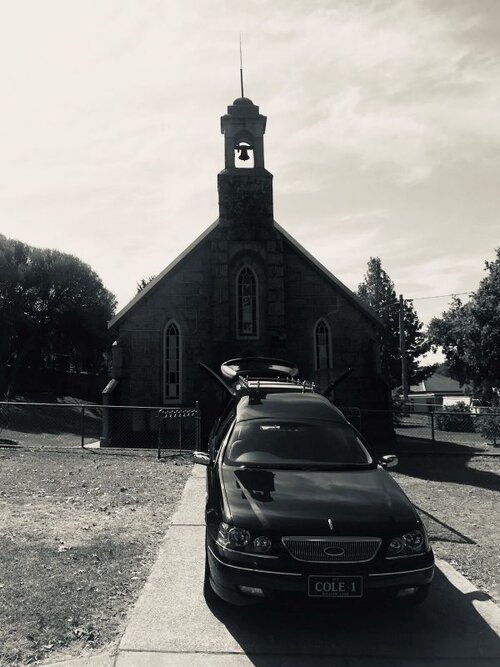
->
[235,392,348,424]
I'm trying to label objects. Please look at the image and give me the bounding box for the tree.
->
[0,235,116,396]
[136,275,156,294]
[357,257,435,389]
[428,248,500,402]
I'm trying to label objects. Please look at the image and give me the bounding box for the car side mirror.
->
[380,454,398,469]
[193,451,211,466]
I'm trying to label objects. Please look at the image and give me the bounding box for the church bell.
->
[236,143,252,161]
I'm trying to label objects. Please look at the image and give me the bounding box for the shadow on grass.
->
[0,403,101,438]
[414,504,476,545]
[391,434,489,455]
[393,452,500,494]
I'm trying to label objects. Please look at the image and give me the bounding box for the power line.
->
[408,291,472,302]
[365,290,473,313]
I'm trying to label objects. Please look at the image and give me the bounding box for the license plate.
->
[308,575,363,598]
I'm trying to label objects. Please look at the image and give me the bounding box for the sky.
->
[1,0,499,342]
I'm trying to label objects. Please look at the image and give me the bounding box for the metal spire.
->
[239,33,245,98]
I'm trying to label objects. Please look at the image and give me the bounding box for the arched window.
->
[163,320,181,402]
[237,266,258,338]
[315,319,332,370]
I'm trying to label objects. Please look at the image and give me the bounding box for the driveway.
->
[111,465,500,666]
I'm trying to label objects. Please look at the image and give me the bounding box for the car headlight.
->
[386,529,428,558]
[228,526,251,548]
[216,522,272,554]
[253,535,272,553]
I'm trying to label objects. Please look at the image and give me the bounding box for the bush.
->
[476,410,500,446]
[435,402,475,432]
[0,402,10,435]
[391,396,409,425]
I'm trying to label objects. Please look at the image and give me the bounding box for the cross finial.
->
[239,33,245,98]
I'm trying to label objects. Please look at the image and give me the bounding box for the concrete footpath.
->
[48,465,500,666]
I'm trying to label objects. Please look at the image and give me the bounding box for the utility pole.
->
[399,294,409,401]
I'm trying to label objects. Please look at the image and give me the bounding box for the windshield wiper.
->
[293,463,373,471]
[232,462,373,471]
[234,462,300,470]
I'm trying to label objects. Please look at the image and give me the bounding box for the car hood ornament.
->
[328,518,334,532]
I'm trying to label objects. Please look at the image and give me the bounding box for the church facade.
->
[104,95,390,443]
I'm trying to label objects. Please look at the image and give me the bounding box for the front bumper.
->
[206,538,435,605]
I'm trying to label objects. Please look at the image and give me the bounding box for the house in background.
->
[102,93,393,445]
[407,372,471,412]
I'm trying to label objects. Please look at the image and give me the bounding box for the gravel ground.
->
[391,454,499,604]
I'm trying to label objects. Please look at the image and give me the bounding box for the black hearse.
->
[195,358,434,605]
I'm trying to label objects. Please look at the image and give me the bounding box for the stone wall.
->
[116,240,213,407]
[109,219,390,443]
[282,238,380,391]
[113,221,385,406]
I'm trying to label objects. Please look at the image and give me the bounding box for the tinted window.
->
[224,419,372,469]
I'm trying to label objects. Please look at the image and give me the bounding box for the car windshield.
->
[224,419,373,469]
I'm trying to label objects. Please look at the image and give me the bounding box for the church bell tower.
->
[218,96,274,228]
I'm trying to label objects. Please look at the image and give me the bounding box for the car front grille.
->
[281,537,382,563]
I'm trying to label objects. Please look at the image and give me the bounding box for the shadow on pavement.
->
[206,569,500,664]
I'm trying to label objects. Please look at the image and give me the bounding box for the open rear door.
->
[323,367,353,401]
[198,362,236,398]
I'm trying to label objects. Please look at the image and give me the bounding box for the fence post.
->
[178,415,182,454]
[81,405,86,448]
[158,410,164,460]
[430,408,435,443]
[195,401,200,450]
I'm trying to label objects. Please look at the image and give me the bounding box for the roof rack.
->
[235,375,316,397]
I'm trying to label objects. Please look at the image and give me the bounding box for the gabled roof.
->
[274,222,383,327]
[410,373,466,395]
[109,219,383,330]
[424,373,464,393]
[108,219,219,329]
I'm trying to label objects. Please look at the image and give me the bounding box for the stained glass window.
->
[164,320,181,401]
[315,320,331,369]
[237,266,258,337]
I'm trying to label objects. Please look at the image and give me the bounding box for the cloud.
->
[0,0,498,323]
[264,1,500,184]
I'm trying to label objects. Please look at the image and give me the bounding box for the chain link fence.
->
[0,400,200,454]
[0,400,101,449]
[1,400,498,454]
[340,406,500,452]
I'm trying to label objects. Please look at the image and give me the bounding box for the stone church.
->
[103,94,390,444]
